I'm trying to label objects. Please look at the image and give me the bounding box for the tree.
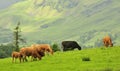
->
[13,22,26,51]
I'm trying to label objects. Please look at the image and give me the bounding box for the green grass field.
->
[0,46,120,71]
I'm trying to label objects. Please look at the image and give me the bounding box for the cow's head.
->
[110,43,113,47]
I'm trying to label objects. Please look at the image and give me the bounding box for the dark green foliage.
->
[13,22,20,51]
[51,43,60,52]
[0,50,7,58]
[0,43,15,58]
[13,22,26,51]
[82,57,90,61]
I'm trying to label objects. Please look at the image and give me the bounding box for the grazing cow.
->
[31,50,45,61]
[20,47,33,62]
[20,46,45,62]
[31,44,54,55]
[11,51,23,63]
[31,46,45,61]
[62,41,81,51]
[103,36,113,47]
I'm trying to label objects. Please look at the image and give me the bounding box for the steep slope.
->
[0,0,120,47]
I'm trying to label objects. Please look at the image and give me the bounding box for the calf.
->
[11,51,23,63]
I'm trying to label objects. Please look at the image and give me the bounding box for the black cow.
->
[62,41,81,51]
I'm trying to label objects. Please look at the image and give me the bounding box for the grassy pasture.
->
[0,46,120,71]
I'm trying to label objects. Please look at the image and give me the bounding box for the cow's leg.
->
[71,47,74,50]
[106,42,109,47]
[109,40,113,47]
[19,55,23,63]
[63,47,67,51]
[23,55,27,62]
[31,56,34,61]
[15,58,17,63]
[104,41,108,47]
[38,56,41,60]
[22,56,24,62]
[45,51,49,56]
[31,52,36,61]
[12,57,14,63]
[24,56,28,62]
[36,53,41,60]
[103,41,106,47]
[19,57,21,63]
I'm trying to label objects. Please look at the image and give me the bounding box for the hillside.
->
[0,47,120,71]
[0,0,120,47]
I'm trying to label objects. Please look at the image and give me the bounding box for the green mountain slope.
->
[0,0,120,47]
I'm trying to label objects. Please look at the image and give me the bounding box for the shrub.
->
[82,57,90,61]
[51,43,60,52]
[0,43,15,58]
[0,50,7,58]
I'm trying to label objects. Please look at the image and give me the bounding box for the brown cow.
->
[20,46,45,62]
[19,47,33,62]
[11,51,23,63]
[103,36,113,47]
[31,46,45,61]
[31,44,53,55]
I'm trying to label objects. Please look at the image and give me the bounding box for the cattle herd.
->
[11,35,113,63]
[12,44,53,63]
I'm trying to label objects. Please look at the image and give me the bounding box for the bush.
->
[51,43,60,52]
[0,50,7,58]
[0,43,15,58]
[82,57,91,61]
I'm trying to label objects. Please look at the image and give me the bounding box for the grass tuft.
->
[82,57,91,61]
